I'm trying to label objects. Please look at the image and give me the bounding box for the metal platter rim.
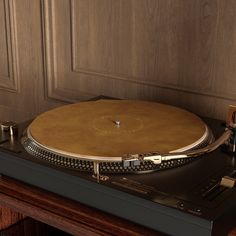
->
[26,128,122,162]
[26,124,211,163]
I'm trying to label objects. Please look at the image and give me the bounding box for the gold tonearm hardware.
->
[122,105,236,167]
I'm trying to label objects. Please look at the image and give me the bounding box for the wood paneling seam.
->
[0,0,19,93]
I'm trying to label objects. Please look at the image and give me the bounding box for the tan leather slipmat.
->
[28,100,206,159]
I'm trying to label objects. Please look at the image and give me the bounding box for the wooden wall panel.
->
[0,0,236,121]
[0,0,19,92]
[42,0,236,119]
[0,206,25,230]
[0,0,62,123]
[0,1,9,78]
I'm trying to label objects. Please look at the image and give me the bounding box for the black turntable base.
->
[1,101,236,236]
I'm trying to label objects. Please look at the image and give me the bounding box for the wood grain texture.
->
[0,218,70,236]
[0,0,19,92]
[229,228,236,236]
[1,0,236,121]
[41,0,236,120]
[0,0,63,123]
[0,175,161,236]
[1,176,236,235]
[0,0,9,78]
[0,205,24,231]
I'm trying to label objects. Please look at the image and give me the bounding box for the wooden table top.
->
[0,175,235,236]
[0,175,161,235]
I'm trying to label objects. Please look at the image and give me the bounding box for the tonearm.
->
[122,105,236,166]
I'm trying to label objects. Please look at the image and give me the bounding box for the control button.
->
[195,208,201,213]
[188,207,202,215]
[0,121,17,136]
[177,202,185,209]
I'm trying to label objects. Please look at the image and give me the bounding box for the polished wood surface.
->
[0,175,160,236]
[0,206,24,231]
[1,0,236,122]
[1,175,236,235]
[0,218,70,236]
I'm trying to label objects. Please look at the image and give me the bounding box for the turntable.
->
[1,98,236,236]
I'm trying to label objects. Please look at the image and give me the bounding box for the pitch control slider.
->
[122,129,232,167]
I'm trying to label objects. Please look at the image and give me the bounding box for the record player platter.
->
[22,99,218,174]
